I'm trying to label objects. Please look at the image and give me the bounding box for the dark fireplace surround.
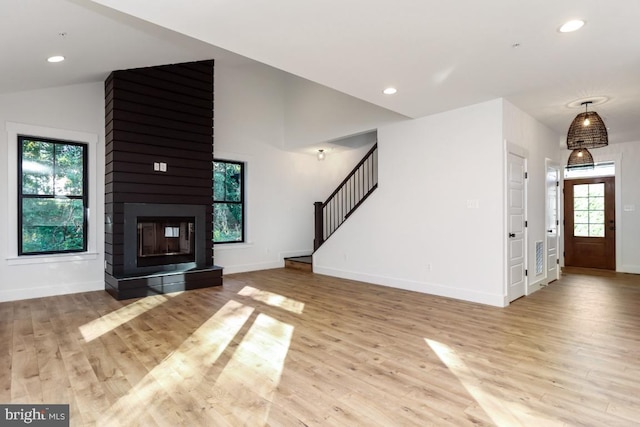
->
[104,60,222,300]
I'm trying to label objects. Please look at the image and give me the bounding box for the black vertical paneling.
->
[105,60,214,279]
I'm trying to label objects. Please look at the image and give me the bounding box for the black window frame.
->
[18,135,89,255]
[213,159,245,244]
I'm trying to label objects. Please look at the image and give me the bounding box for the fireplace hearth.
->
[105,203,222,299]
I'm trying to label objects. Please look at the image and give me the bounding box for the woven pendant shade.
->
[567,147,594,169]
[566,102,608,149]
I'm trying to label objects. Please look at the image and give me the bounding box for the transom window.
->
[213,160,244,243]
[573,183,605,237]
[18,136,88,255]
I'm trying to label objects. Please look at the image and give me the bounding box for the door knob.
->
[547,229,553,233]
[509,233,516,238]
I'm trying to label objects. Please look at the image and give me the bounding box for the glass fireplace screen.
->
[137,216,195,265]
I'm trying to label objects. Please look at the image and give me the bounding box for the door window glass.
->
[573,183,605,237]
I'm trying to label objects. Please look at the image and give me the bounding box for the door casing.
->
[505,142,527,304]
[564,176,616,270]
[545,161,560,283]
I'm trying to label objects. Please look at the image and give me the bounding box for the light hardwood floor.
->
[1,268,639,426]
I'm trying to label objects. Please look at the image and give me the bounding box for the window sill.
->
[6,252,99,266]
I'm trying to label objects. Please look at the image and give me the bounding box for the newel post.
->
[314,202,324,251]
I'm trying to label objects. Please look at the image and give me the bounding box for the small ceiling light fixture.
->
[317,149,326,161]
[567,147,594,170]
[559,19,585,33]
[383,87,397,95]
[47,55,65,63]
[566,101,608,149]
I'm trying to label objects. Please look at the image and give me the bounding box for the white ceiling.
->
[3,0,640,144]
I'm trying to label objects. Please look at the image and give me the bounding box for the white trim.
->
[0,280,104,302]
[527,278,544,295]
[6,252,99,266]
[504,140,529,303]
[544,159,561,285]
[619,264,640,274]
[5,121,99,262]
[313,265,507,307]
[214,242,255,251]
[220,260,283,274]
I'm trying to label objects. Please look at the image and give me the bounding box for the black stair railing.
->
[314,143,378,250]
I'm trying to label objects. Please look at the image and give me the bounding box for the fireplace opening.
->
[137,216,195,267]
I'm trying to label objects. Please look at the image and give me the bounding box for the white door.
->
[507,152,526,302]
[545,164,560,284]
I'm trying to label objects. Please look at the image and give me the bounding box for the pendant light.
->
[566,101,608,149]
[566,147,594,170]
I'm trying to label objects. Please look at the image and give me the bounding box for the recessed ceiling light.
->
[383,87,397,95]
[559,20,585,33]
[47,55,65,63]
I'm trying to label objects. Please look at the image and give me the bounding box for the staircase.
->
[284,256,313,272]
[285,143,378,272]
[314,143,378,251]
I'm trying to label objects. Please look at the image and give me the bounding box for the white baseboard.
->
[527,278,545,295]
[221,260,284,275]
[619,265,640,274]
[313,265,507,307]
[0,280,104,303]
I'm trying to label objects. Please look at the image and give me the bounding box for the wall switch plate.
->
[160,162,167,172]
[154,162,160,171]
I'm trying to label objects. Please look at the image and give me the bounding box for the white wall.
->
[503,100,562,291]
[213,60,379,273]
[0,83,105,302]
[565,140,640,273]
[313,99,507,306]
[283,74,407,149]
[0,58,401,299]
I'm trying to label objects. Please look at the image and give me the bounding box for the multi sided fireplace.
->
[123,203,207,276]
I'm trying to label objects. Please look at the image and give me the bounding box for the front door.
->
[564,177,615,270]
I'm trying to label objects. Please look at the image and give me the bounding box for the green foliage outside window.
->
[19,136,87,254]
[213,160,244,243]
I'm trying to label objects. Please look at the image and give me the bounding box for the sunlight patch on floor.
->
[425,338,563,427]
[79,292,182,342]
[237,286,305,314]
[212,313,294,425]
[101,300,255,425]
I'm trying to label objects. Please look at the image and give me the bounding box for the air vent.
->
[536,241,544,275]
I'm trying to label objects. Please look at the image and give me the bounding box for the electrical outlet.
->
[153,162,160,171]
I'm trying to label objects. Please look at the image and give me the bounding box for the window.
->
[213,160,244,243]
[573,183,605,237]
[18,135,88,255]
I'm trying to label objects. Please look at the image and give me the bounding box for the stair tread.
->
[284,256,312,264]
